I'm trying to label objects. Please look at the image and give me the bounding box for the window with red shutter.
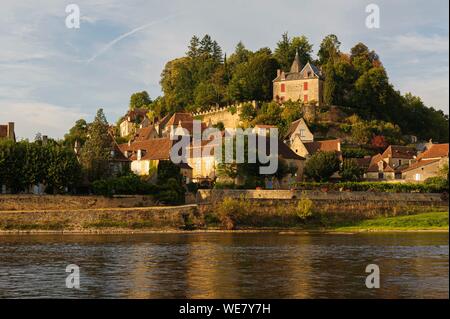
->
[304,82,308,91]
[304,95,308,103]
[281,83,286,93]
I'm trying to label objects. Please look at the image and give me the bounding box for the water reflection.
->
[0,233,448,299]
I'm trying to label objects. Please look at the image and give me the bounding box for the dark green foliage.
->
[0,140,81,194]
[129,91,152,110]
[154,178,186,205]
[80,109,113,182]
[340,159,365,182]
[293,181,448,193]
[274,33,313,71]
[304,151,341,182]
[92,173,157,196]
[157,160,181,184]
[63,119,88,149]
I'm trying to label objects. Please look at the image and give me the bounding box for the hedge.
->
[292,181,448,193]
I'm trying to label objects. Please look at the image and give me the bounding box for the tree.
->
[274,33,313,71]
[318,34,341,65]
[63,119,88,149]
[340,159,364,182]
[129,91,152,110]
[304,151,341,182]
[80,109,113,182]
[187,35,201,58]
[228,50,279,102]
[323,61,337,105]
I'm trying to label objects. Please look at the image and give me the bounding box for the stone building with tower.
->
[273,52,324,106]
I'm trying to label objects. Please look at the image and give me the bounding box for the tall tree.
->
[187,35,201,58]
[129,91,152,110]
[274,33,313,71]
[318,34,341,65]
[80,109,113,182]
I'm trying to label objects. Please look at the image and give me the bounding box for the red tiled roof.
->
[133,126,156,141]
[166,113,194,127]
[402,159,441,173]
[417,144,449,160]
[382,145,416,160]
[304,139,340,155]
[119,138,174,161]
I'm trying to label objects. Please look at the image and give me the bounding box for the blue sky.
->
[0,0,448,140]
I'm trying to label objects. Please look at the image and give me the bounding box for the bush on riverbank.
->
[293,181,448,193]
[92,174,186,205]
[92,174,158,196]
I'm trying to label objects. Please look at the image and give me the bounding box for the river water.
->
[0,232,448,299]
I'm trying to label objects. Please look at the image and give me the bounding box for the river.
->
[0,232,448,299]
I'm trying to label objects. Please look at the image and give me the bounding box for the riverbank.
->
[0,210,447,234]
[0,192,448,234]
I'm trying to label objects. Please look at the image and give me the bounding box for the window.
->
[280,83,286,93]
[303,82,308,91]
[300,129,306,137]
[415,173,421,181]
[303,95,308,103]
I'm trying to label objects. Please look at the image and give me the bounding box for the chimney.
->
[7,122,15,140]
[277,69,281,77]
[42,135,48,146]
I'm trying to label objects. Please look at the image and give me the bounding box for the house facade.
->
[0,122,15,142]
[273,52,324,105]
[366,146,417,181]
[119,108,151,137]
[402,144,449,182]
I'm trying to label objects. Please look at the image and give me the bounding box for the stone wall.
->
[0,205,200,232]
[197,189,448,215]
[0,195,156,211]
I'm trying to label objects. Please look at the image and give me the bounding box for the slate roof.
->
[273,62,322,82]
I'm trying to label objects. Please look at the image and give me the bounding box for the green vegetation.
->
[340,159,365,182]
[333,212,449,231]
[150,31,449,144]
[0,221,69,231]
[0,139,81,194]
[293,181,448,193]
[80,109,114,182]
[304,151,341,182]
[296,194,314,220]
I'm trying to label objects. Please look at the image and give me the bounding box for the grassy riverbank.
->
[328,212,449,232]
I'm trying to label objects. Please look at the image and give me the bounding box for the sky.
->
[0,0,448,140]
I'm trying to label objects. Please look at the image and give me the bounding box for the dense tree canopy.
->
[154,33,449,143]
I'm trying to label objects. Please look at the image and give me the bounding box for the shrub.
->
[293,181,448,193]
[216,196,251,230]
[154,178,186,205]
[340,159,365,182]
[296,194,314,220]
[92,174,157,196]
[304,151,341,182]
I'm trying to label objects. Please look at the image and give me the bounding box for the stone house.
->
[0,122,16,142]
[119,108,150,137]
[186,135,306,189]
[118,138,193,183]
[402,143,449,182]
[273,52,324,105]
[366,146,417,180]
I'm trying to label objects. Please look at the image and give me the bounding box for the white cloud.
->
[386,33,449,53]
[0,101,87,141]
